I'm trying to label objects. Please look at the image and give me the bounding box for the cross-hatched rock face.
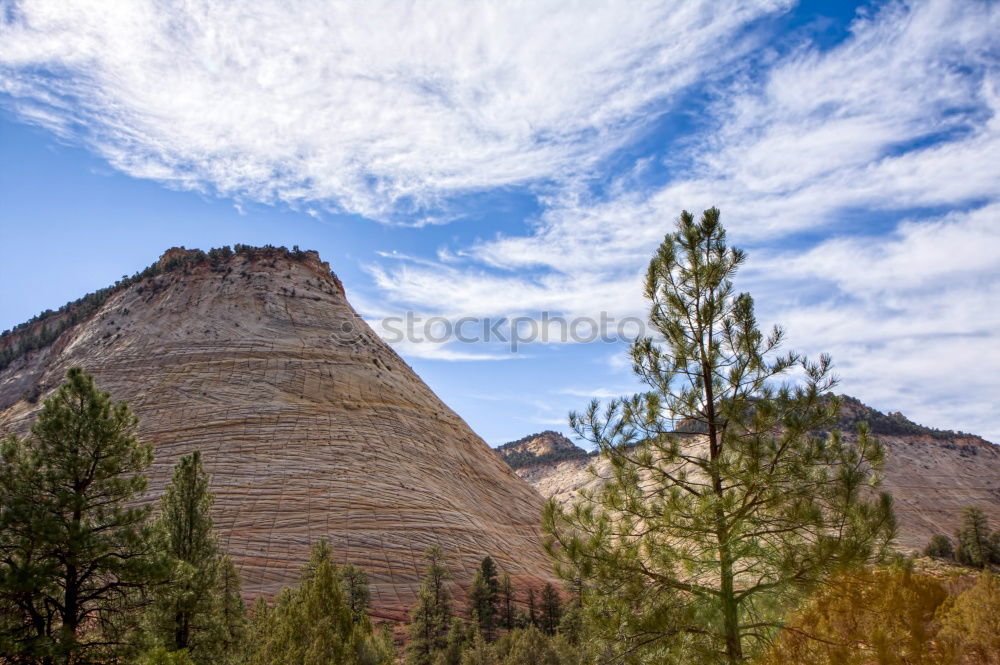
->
[0,248,557,620]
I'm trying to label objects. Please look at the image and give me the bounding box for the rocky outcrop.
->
[498,401,1000,553]
[0,246,557,620]
[496,431,590,470]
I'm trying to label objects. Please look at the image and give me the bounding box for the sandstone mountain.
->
[495,431,589,470]
[498,400,1000,553]
[0,246,556,620]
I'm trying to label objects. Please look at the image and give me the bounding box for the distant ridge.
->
[499,397,1000,552]
[496,430,591,470]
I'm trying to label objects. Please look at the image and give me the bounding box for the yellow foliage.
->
[758,565,948,665]
[759,567,1000,665]
[935,572,1000,665]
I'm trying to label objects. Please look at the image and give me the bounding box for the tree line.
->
[925,506,1000,568]
[404,548,580,665]
[0,244,316,372]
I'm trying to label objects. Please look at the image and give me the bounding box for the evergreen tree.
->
[216,555,247,663]
[491,626,582,665]
[146,451,222,661]
[433,618,466,665]
[526,588,539,629]
[241,597,272,665]
[538,584,561,636]
[543,209,896,664]
[497,573,516,632]
[468,557,500,641]
[557,591,583,647]
[0,368,164,664]
[924,534,955,559]
[407,546,454,665]
[935,571,1000,663]
[955,506,993,569]
[247,542,392,665]
[459,629,493,665]
[342,563,371,623]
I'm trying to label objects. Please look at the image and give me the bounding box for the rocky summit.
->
[498,400,1000,553]
[0,246,556,620]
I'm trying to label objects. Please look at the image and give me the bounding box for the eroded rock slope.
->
[499,403,1000,552]
[0,247,556,620]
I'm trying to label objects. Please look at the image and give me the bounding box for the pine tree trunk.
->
[719,541,743,665]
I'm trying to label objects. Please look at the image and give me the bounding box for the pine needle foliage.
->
[0,368,164,664]
[407,546,454,665]
[543,208,896,664]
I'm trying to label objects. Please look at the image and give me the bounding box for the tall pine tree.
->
[955,506,993,569]
[341,563,370,623]
[146,451,223,662]
[407,546,453,665]
[0,368,164,664]
[215,555,247,663]
[498,573,515,632]
[544,209,896,664]
[538,584,561,636]
[468,557,499,641]
[526,588,539,629]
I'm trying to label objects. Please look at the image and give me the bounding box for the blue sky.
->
[1,0,998,444]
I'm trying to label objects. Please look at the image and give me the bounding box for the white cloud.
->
[3,0,997,439]
[370,1,1000,439]
[0,0,786,220]
[556,387,633,400]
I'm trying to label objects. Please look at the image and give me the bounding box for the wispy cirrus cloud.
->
[0,0,787,221]
[3,0,998,441]
[369,0,1000,439]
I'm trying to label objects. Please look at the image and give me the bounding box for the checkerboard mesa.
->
[0,245,557,621]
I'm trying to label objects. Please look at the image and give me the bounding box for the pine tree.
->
[955,506,993,569]
[497,573,515,632]
[407,546,454,665]
[341,563,370,623]
[459,629,494,665]
[543,209,896,664]
[247,541,391,665]
[433,618,466,665]
[526,588,539,629]
[468,557,500,641]
[924,534,954,559]
[538,584,561,636]
[557,579,583,646]
[0,367,164,664]
[146,451,223,662]
[216,555,247,663]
